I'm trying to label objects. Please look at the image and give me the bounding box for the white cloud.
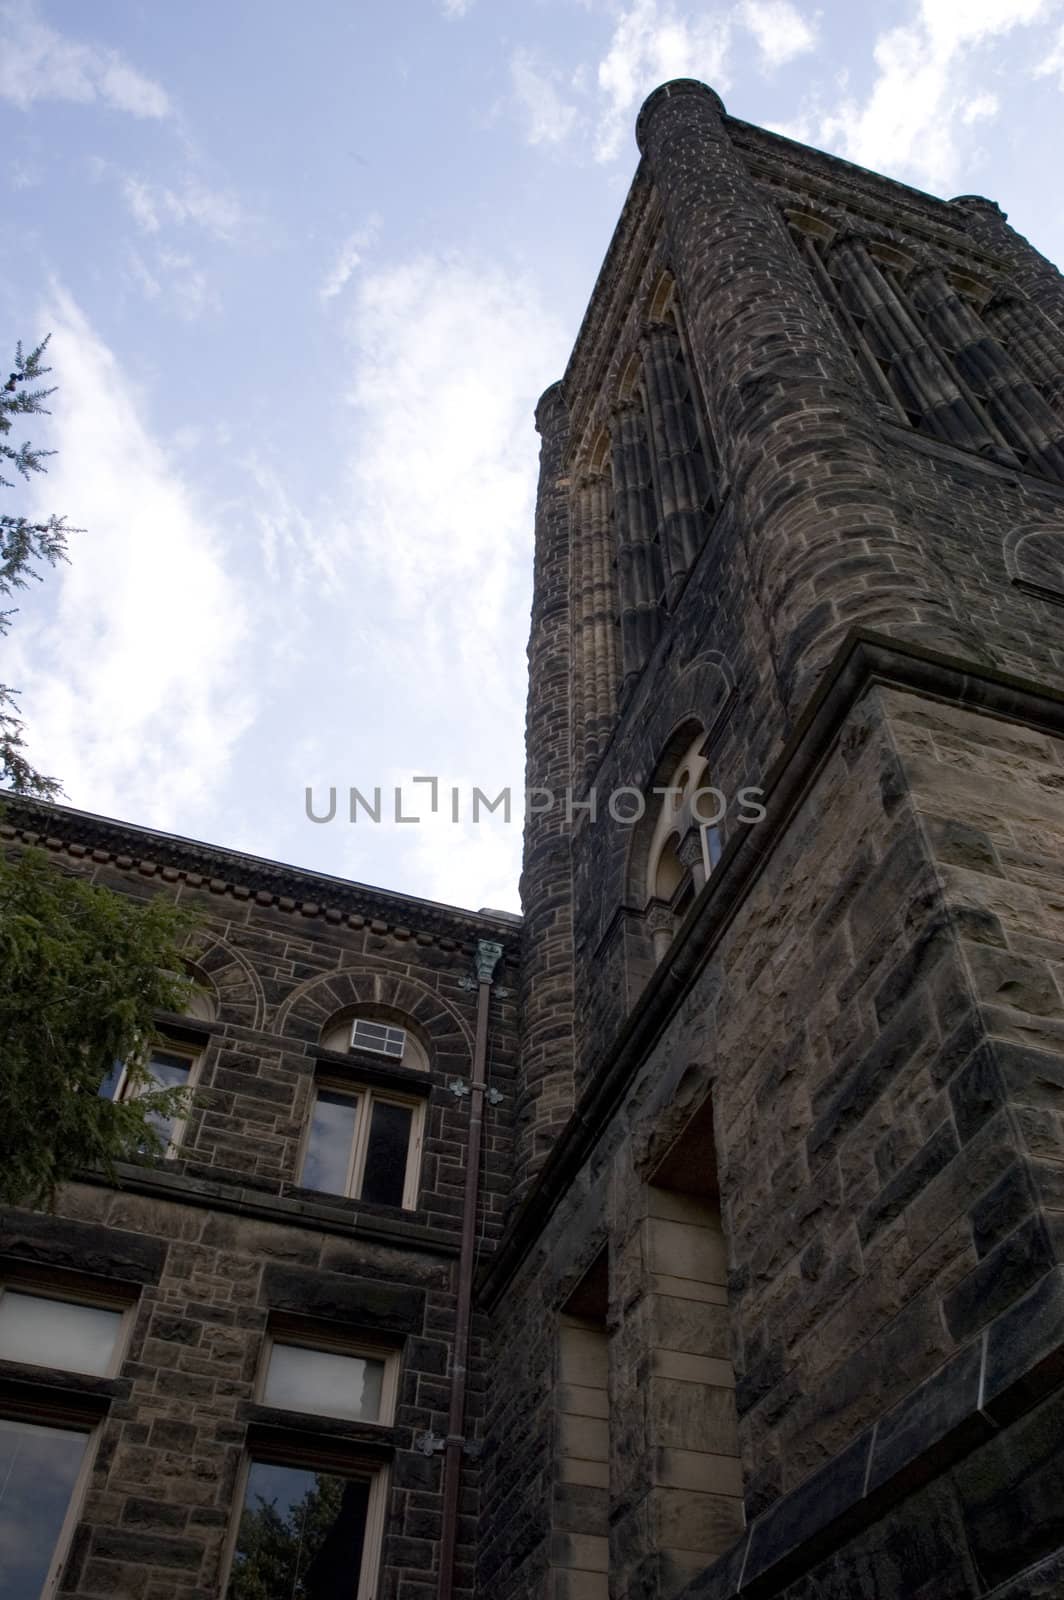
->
[4,288,252,825]
[320,219,380,303]
[595,0,731,162]
[818,0,1053,189]
[121,176,245,240]
[510,49,580,146]
[1034,21,1064,86]
[739,0,816,67]
[319,250,569,903]
[440,0,473,15]
[0,0,170,117]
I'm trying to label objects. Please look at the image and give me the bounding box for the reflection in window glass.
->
[227,1460,370,1600]
[361,1102,413,1208]
[302,1091,359,1194]
[138,1049,194,1146]
[0,1291,122,1377]
[0,1418,90,1598]
[263,1344,385,1423]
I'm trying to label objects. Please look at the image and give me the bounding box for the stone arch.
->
[626,715,706,909]
[646,267,676,324]
[1005,522,1064,602]
[618,351,643,401]
[276,968,474,1062]
[180,931,265,1030]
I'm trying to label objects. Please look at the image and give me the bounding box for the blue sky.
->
[2,0,1062,911]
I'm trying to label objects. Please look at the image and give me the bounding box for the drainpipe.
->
[438,937,503,1600]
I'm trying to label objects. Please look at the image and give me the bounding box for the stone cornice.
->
[479,629,1064,1309]
[0,797,522,954]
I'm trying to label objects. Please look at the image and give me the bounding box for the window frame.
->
[298,1077,426,1210]
[0,1407,102,1600]
[219,1446,390,1600]
[106,1038,204,1157]
[255,1329,400,1427]
[0,1278,134,1380]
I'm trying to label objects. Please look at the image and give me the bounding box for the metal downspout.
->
[438,937,502,1600]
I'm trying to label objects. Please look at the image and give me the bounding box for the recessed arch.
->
[179,932,265,1030]
[1005,522,1064,602]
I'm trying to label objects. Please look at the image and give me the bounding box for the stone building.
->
[3,75,1064,1600]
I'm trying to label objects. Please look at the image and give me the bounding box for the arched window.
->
[633,728,724,965]
[319,1006,429,1072]
[300,1007,429,1210]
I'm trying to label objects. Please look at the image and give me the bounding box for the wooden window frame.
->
[0,1279,134,1380]
[298,1078,426,1210]
[218,1447,390,1600]
[255,1330,400,1427]
[0,1407,102,1599]
[107,1039,203,1157]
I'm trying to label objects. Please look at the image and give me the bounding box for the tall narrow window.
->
[0,1418,94,1599]
[225,1455,388,1600]
[0,1286,131,1596]
[300,1083,424,1209]
[98,1043,200,1155]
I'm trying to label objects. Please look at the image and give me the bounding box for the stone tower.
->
[488,80,1064,1600]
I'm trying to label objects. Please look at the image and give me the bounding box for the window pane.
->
[705,824,723,870]
[263,1343,385,1423]
[0,1418,89,1598]
[123,1049,193,1147]
[360,1101,413,1208]
[0,1291,123,1376]
[350,1019,405,1058]
[227,1460,370,1600]
[301,1091,359,1195]
[97,1059,124,1100]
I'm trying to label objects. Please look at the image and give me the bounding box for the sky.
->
[2,0,1062,913]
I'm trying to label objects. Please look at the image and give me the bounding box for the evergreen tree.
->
[228,1472,352,1599]
[1,336,78,797]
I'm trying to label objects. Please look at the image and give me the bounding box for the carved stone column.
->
[641,322,710,603]
[952,195,1064,338]
[828,236,1011,461]
[610,400,664,691]
[634,78,985,705]
[517,382,577,1196]
[983,291,1064,420]
[909,264,1064,482]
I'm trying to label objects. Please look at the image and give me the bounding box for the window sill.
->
[310,1043,433,1094]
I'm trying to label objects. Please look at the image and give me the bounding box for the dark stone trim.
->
[261,1263,425,1334]
[0,1363,129,1421]
[1012,575,1064,607]
[244,1416,396,1470]
[0,1210,166,1285]
[480,629,1064,1308]
[238,1402,399,1457]
[0,797,521,947]
[74,1164,461,1256]
[311,1046,436,1096]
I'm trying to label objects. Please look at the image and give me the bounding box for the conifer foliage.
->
[1,336,76,797]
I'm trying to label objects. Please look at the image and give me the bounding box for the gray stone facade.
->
[4,74,1064,1600]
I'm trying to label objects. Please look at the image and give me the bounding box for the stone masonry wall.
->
[0,804,519,1600]
[479,680,1064,1600]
